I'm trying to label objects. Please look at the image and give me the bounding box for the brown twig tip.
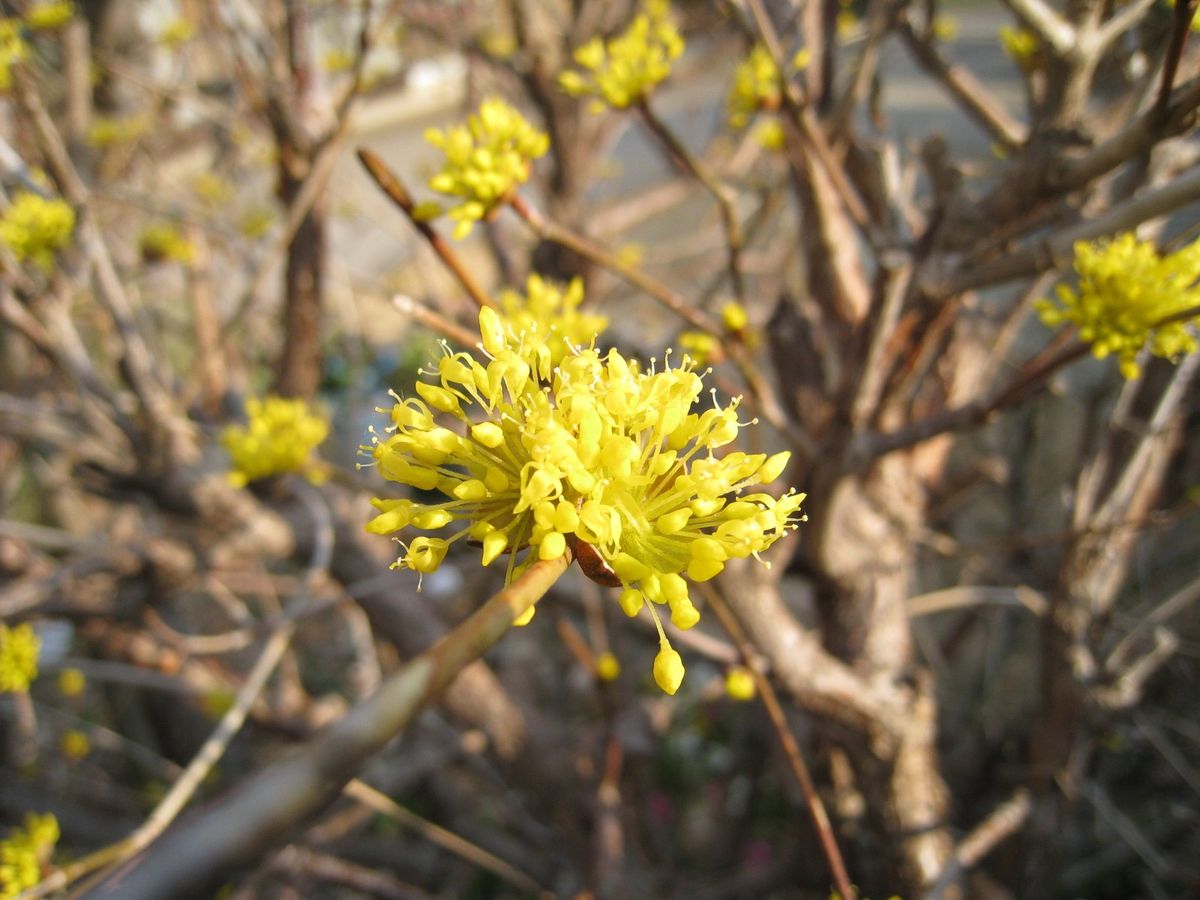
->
[357,147,414,210]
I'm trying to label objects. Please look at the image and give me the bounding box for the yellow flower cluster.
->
[25,1,73,30]
[0,18,27,90]
[366,308,805,694]
[139,223,196,265]
[85,115,149,149]
[1037,233,1200,379]
[999,25,1040,69]
[0,623,39,693]
[499,274,608,364]
[727,45,783,130]
[558,0,684,111]
[425,98,549,239]
[222,395,330,488]
[0,814,58,899]
[0,191,75,271]
[159,17,195,47]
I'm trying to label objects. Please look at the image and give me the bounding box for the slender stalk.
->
[357,148,498,310]
[66,554,570,899]
[701,584,858,900]
[635,98,746,304]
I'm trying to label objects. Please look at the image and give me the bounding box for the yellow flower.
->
[754,119,786,151]
[222,395,330,488]
[932,15,958,41]
[596,651,621,681]
[724,665,756,701]
[558,0,684,111]
[1036,233,1200,379]
[239,208,275,240]
[159,17,195,47]
[25,1,73,30]
[85,114,149,149]
[727,45,783,130]
[0,623,40,693]
[366,308,805,693]
[57,668,86,697]
[0,18,27,91]
[0,813,58,898]
[721,302,749,333]
[0,191,75,271]
[424,97,549,239]
[999,25,1040,69]
[678,330,722,367]
[138,223,196,265]
[61,729,91,761]
[321,47,355,74]
[193,173,234,207]
[499,274,608,364]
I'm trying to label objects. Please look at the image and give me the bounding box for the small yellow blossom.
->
[85,115,149,149]
[558,0,684,111]
[999,25,1040,69]
[0,623,40,693]
[239,208,275,240]
[615,242,644,268]
[61,729,91,761]
[0,191,75,271]
[480,30,517,60]
[424,98,549,239]
[678,330,723,367]
[0,813,58,898]
[200,688,236,720]
[0,19,27,91]
[25,1,73,30]
[159,17,195,47]
[499,274,608,364]
[596,651,621,681]
[721,302,749,333]
[193,173,234,207]
[1036,233,1200,379]
[138,223,196,265]
[57,668,86,697]
[754,119,786,151]
[222,395,330,488]
[932,15,958,41]
[366,308,805,693]
[727,45,783,130]
[321,47,355,74]
[724,665,756,701]
[837,9,859,38]
[653,641,685,694]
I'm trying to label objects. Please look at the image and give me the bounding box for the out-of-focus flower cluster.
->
[0,18,27,90]
[498,274,608,365]
[366,308,805,694]
[424,98,549,239]
[558,0,684,111]
[24,1,73,30]
[0,191,75,271]
[0,623,39,694]
[139,222,196,265]
[222,396,330,488]
[999,25,1040,69]
[1037,233,1200,379]
[727,45,784,130]
[0,813,58,899]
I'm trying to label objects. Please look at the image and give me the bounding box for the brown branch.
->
[357,148,498,311]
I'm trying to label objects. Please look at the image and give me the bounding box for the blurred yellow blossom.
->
[0,623,39,693]
[366,308,805,693]
[0,813,58,898]
[678,330,723,366]
[932,16,958,41]
[727,45,783,130]
[61,729,91,761]
[425,98,549,239]
[85,115,149,149]
[159,17,195,47]
[499,274,608,364]
[193,173,234,207]
[596,651,621,681]
[0,191,75,271]
[222,395,330,487]
[57,668,86,697]
[25,1,73,30]
[1036,233,1200,379]
[139,223,196,265]
[558,0,684,111]
[0,19,26,91]
[725,665,756,701]
[321,47,355,74]
[999,25,1040,69]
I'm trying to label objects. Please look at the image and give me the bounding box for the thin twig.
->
[700,584,858,900]
[357,148,498,310]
